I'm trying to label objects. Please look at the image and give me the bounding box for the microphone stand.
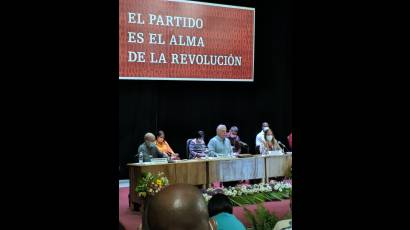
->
[239,141,249,154]
[279,142,289,154]
[245,145,249,154]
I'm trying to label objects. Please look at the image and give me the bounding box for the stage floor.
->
[119,180,290,230]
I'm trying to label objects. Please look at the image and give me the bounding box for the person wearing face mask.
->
[259,128,282,155]
[226,126,241,155]
[255,122,270,153]
[137,132,168,162]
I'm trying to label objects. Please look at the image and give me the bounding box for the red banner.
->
[119,0,255,81]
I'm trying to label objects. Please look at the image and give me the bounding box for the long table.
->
[127,154,292,210]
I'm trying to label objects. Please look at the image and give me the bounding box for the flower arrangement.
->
[202,180,291,206]
[272,181,292,192]
[135,172,169,198]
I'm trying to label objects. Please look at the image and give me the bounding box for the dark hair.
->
[157,130,165,138]
[196,130,205,139]
[208,193,233,217]
[230,126,239,133]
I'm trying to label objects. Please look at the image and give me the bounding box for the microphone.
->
[238,141,249,154]
[277,141,288,152]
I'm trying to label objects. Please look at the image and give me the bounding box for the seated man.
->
[137,132,168,162]
[208,193,246,230]
[189,130,207,159]
[208,124,238,187]
[146,184,210,230]
[226,126,241,155]
[208,124,233,157]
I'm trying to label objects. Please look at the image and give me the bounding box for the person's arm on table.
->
[189,140,205,158]
[154,146,168,158]
[165,141,176,155]
[207,139,217,157]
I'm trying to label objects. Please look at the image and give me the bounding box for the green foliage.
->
[244,203,282,230]
[228,190,291,206]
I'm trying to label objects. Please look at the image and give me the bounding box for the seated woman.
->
[156,130,180,160]
[259,128,282,155]
[208,193,246,230]
[189,130,207,159]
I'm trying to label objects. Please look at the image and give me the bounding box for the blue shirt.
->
[208,136,233,157]
[213,212,246,230]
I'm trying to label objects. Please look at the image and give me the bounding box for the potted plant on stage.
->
[135,172,169,230]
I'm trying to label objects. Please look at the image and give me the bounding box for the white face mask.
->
[266,135,273,141]
[263,127,269,132]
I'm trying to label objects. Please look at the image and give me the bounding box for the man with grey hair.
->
[207,124,233,157]
[137,132,168,162]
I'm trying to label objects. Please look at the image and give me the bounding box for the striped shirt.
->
[189,138,206,158]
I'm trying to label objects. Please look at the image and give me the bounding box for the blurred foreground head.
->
[147,184,209,230]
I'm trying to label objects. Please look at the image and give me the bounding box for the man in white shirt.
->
[255,122,270,152]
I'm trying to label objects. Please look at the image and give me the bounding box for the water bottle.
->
[138,152,143,163]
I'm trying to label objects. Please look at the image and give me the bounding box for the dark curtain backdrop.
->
[119,0,291,179]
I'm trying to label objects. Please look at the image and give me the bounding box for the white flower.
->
[203,194,212,202]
